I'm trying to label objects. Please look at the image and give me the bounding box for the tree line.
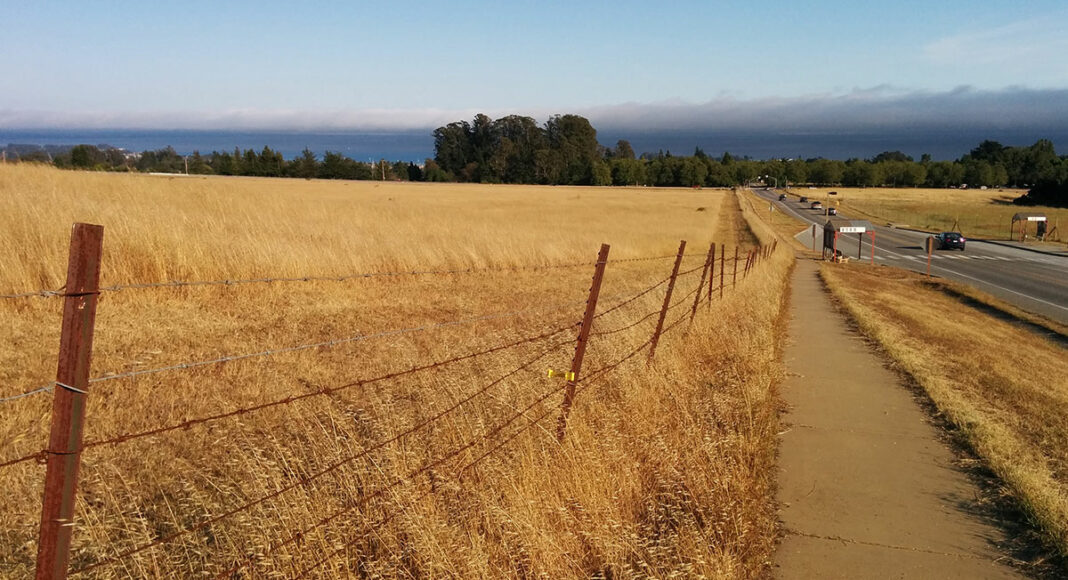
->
[433,114,1064,194]
[5,113,1066,206]
[32,144,428,182]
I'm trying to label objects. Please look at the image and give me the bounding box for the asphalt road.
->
[753,188,1068,325]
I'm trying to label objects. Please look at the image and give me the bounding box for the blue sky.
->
[2,1,1068,131]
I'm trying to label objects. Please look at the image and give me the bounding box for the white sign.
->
[839,226,866,233]
[1027,216,1047,221]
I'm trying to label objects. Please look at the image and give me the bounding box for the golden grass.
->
[0,164,793,578]
[820,262,1068,557]
[739,190,814,254]
[792,187,1068,243]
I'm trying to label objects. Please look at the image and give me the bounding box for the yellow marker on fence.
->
[547,369,575,381]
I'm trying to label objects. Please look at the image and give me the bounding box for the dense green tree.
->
[423,159,451,182]
[613,139,636,160]
[290,148,318,179]
[491,115,545,183]
[70,145,102,169]
[258,146,284,177]
[188,151,212,174]
[703,160,734,186]
[545,114,601,185]
[610,158,646,186]
[679,157,708,186]
[433,121,473,179]
[870,150,913,163]
[806,158,844,185]
[924,161,965,187]
[785,159,808,185]
[842,160,882,187]
[967,140,1006,164]
[211,150,237,175]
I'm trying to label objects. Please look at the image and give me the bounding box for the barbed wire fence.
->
[1,222,778,579]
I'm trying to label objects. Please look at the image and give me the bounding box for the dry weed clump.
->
[0,165,792,578]
[821,262,1068,559]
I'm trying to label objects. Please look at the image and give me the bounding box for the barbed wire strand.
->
[232,373,572,579]
[0,253,688,301]
[288,274,710,577]
[589,308,661,338]
[3,324,576,471]
[592,275,671,320]
[71,336,576,576]
[1,277,659,406]
[86,284,693,577]
[84,331,576,452]
[0,279,679,470]
[293,325,660,577]
[2,294,596,406]
[0,385,55,404]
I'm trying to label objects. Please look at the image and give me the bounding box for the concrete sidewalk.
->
[774,260,1026,579]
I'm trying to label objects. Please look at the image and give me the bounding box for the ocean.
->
[2,127,1065,162]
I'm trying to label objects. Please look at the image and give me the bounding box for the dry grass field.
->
[0,164,792,578]
[793,187,1068,243]
[821,263,1068,559]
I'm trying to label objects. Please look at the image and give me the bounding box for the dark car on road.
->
[778,193,787,201]
[799,196,809,203]
[935,232,966,251]
[827,207,837,216]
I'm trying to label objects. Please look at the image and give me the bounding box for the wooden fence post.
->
[647,240,686,363]
[718,244,726,299]
[691,243,715,323]
[732,246,739,287]
[707,242,716,309]
[556,243,610,442]
[36,223,104,580]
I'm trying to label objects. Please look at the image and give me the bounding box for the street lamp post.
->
[763,174,778,189]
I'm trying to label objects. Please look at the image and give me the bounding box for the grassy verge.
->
[820,262,1068,561]
[739,189,816,254]
[0,165,793,577]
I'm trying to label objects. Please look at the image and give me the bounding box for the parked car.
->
[799,196,809,203]
[778,193,787,201]
[811,201,823,209]
[827,207,837,216]
[935,232,966,251]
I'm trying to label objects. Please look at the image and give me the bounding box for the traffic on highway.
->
[754,188,1068,325]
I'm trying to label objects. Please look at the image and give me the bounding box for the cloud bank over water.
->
[3,87,1067,156]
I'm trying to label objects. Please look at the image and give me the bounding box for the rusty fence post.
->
[36,223,104,580]
[732,246,739,287]
[718,244,726,299]
[690,243,715,324]
[556,243,610,442]
[647,240,686,363]
[707,242,716,308]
